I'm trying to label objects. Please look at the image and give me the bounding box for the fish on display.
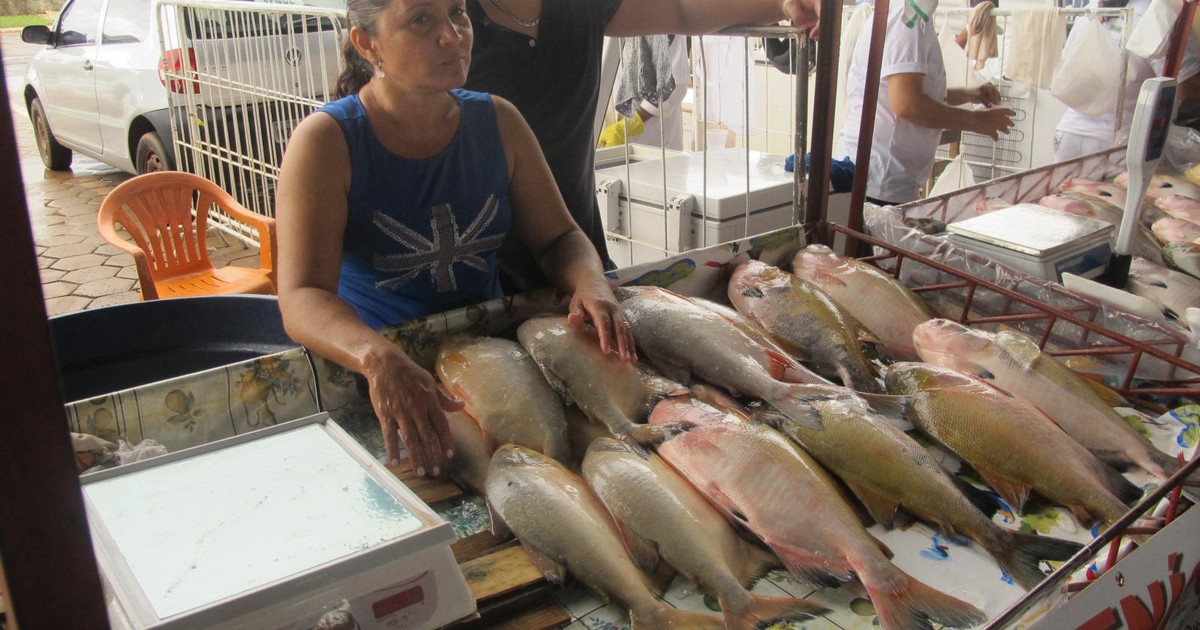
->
[436,334,571,464]
[516,315,675,445]
[1162,241,1200,280]
[1154,194,1200,225]
[791,244,937,361]
[486,444,725,629]
[444,409,492,497]
[1127,256,1200,322]
[903,216,949,234]
[1037,193,1164,264]
[582,438,830,629]
[1151,217,1200,245]
[912,319,1185,481]
[729,259,883,392]
[885,362,1143,527]
[1117,171,1200,201]
[1060,176,1128,207]
[649,395,988,630]
[974,197,1012,215]
[754,388,1084,589]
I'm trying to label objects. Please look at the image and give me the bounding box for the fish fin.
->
[1089,448,1137,472]
[764,347,805,381]
[977,367,997,381]
[538,368,572,403]
[1080,375,1128,407]
[991,530,1084,590]
[721,593,831,630]
[614,519,661,579]
[774,544,853,588]
[976,467,1032,515]
[858,392,911,421]
[741,286,766,299]
[736,539,784,587]
[1067,505,1101,530]
[995,330,1044,369]
[631,606,725,630]
[867,572,987,630]
[951,475,1000,519]
[764,385,828,430]
[522,543,568,586]
[844,479,902,530]
[487,502,512,541]
[1100,461,1147,506]
[1146,447,1185,483]
[650,357,694,387]
[626,421,692,447]
[690,382,748,414]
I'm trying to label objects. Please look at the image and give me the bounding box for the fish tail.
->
[630,603,725,630]
[721,592,831,630]
[627,421,693,446]
[766,386,824,430]
[1145,447,1185,483]
[990,530,1084,590]
[867,572,987,630]
[857,392,912,420]
[1100,459,1148,506]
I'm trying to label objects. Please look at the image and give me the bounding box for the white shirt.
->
[836,0,947,203]
[1057,0,1200,143]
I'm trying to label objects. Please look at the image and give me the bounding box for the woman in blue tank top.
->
[275,0,634,479]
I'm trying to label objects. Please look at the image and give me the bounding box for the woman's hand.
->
[783,0,820,36]
[363,344,463,477]
[566,278,637,364]
[974,83,1003,107]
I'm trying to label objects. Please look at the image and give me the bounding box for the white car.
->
[22,0,344,175]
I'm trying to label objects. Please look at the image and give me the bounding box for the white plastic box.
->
[82,414,475,630]
[595,147,798,268]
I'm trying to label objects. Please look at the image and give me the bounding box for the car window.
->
[102,0,151,44]
[57,0,101,47]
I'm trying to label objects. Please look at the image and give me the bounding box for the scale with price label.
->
[944,78,1179,288]
[81,413,476,630]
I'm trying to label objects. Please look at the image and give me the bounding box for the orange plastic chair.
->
[97,172,276,300]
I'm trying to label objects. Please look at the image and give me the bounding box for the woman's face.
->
[364,0,473,92]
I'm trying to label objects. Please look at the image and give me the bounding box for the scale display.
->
[1143,83,1176,162]
[84,424,425,620]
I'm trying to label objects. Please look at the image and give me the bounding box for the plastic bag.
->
[939,20,973,89]
[1126,0,1182,59]
[929,154,977,197]
[1050,17,1121,118]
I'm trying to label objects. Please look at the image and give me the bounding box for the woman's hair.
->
[337,0,390,98]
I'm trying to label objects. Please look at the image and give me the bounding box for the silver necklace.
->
[486,0,539,28]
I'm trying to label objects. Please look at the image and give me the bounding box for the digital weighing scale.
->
[946,203,1115,282]
[81,413,475,629]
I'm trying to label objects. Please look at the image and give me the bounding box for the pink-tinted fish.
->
[1117,171,1200,201]
[649,396,987,630]
[1060,176,1127,207]
[1154,194,1200,224]
[1151,217,1200,245]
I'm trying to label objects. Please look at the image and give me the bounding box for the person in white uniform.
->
[1054,0,1200,161]
[598,35,690,150]
[835,0,1015,206]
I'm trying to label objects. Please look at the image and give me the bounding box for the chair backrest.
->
[97,172,231,297]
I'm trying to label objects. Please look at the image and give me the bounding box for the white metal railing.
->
[158,0,345,244]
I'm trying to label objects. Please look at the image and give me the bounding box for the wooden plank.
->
[454,589,571,630]
[460,545,548,603]
[452,531,514,564]
[387,462,464,505]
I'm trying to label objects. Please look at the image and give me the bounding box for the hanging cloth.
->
[613,35,677,119]
[966,1,999,70]
[1007,8,1068,89]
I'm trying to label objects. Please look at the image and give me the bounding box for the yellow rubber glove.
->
[597,113,645,147]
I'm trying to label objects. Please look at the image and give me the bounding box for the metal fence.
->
[158,0,345,244]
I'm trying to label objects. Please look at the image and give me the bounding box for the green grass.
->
[0,15,51,29]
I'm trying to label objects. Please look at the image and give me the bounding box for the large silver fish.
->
[436,334,571,464]
[444,409,492,497]
[517,315,673,445]
[582,438,829,629]
[912,319,1184,480]
[649,396,987,630]
[618,285,845,430]
[729,259,883,392]
[756,390,1084,589]
[486,444,725,629]
[885,362,1143,528]
[791,244,936,361]
[1127,256,1200,322]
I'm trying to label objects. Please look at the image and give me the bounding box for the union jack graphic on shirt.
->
[373,194,505,293]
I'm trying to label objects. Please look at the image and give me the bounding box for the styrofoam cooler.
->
[595,148,797,268]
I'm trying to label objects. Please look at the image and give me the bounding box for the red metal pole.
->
[846,0,891,256]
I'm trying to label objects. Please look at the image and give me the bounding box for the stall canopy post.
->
[0,47,110,628]
[1162,0,1197,78]
[846,0,891,257]
[804,0,845,246]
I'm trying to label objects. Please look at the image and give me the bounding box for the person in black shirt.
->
[463,0,821,292]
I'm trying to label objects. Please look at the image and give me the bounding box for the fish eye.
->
[1100,191,1112,197]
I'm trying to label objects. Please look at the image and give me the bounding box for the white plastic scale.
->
[1064,77,1179,312]
[945,78,1178,287]
[81,414,475,629]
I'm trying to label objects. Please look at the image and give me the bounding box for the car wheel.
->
[30,97,72,170]
[135,131,173,174]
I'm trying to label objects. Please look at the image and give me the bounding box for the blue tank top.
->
[318,89,512,329]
